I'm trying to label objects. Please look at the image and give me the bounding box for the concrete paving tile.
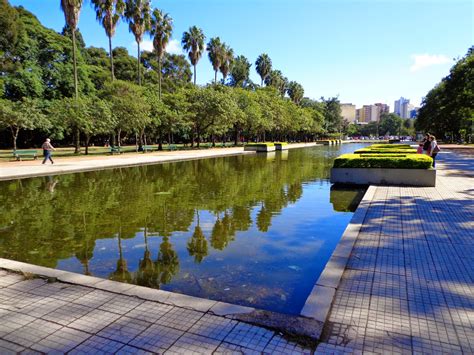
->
[263,334,312,354]
[0,311,37,337]
[164,333,220,354]
[69,335,125,354]
[188,313,237,341]
[30,327,91,354]
[116,345,155,354]
[0,339,26,354]
[129,323,184,353]
[42,302,93,326]
[319,322,365,352]
[97,316,151,344]
[67,308,122,334]
[214,341,261,354]
[3,318,63,348]
[125,300,173,323]
[98,294,143,315]
[71,289,116,308]
[157,307,204,331]
[223,322,274,352]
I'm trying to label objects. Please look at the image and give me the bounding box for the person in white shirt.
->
[429,135,440,167]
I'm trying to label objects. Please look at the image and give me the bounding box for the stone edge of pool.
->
[0,142,322,181]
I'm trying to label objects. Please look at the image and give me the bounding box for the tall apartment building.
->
[374,103,389,116]
[340,103,356,122]
[359,105,380,122]
[394,97,411,118]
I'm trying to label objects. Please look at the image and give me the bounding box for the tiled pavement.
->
[316,150,474,354]
[0,150,472,354]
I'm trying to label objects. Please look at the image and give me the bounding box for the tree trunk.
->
[137,42,141,86]
[135,132,139,152]
[74,128,80,154]
[214,70,217,85]
[197,130,200,148]
[234,129,239,146]
[109,35,115,81]
[11,127,18,151]
[72,29,79,100]
[111,133,116,147]
[158,134,163,151]
[117,129,122,147]
[85,134,90,155]
[158,58,162,99]
[211,134,215,147]
[193,64,196,85]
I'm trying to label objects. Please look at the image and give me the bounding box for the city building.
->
[340,103,356,122]
[410,107,420,118]
[394,97,412,118]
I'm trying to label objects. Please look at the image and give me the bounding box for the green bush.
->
[370,144,412,149]
[333,154,433,169]
[355,149,417,154]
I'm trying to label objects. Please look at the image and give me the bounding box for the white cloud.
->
[130,39,153,52]
[409,54,451,72]
[166,39,183,55]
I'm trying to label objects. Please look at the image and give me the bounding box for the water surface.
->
[0,144,367,314]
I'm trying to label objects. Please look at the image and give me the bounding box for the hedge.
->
[333,154,433,169]
[355,149,417,154]
[370,144,413,149]
[245,142,275,147]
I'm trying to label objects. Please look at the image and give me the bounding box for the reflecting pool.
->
[0,144,368,314]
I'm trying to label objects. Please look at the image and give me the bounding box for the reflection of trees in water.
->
[187,211,208,263]
[0,148,338,282]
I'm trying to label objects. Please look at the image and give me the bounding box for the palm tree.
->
[60,0,83,154]
[91,0,125,81]
[255,53,272,86]
[265,70,288,97]
[207,37,223,84]
[181,26,205,85]
[149,8,173,99]
[287,81,304,104]
[124,0,151,85]
[219,44,233,83]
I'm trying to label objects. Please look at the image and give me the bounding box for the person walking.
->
[42,138,55,164]
[429,135,440,167]
[422,133,431,155]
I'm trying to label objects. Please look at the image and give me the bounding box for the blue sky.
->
[10,0,473,109]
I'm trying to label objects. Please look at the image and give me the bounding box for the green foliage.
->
[321,97,343,134]
[416,47,474,142]
[229,55,251,88]
[255,53,272,86]
[333,153,433,169]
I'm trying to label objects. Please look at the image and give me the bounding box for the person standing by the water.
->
[429,135,440,167]
[42,138,55,164]
[422,133,431,155]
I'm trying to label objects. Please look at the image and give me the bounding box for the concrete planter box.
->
[244,144,276,152]
[330,168,436,187]
[274,143,288,151]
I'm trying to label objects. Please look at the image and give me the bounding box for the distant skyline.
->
[9,0,473,107]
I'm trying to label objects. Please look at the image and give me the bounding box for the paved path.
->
[317,150,474,353]
[0,149,472,354]
[0,143,318,181]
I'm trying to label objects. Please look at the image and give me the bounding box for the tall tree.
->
[60,0,84,154]
[255,53,272,86]
[265,70,287,97]
[181,26,205,85]
[219,44,233,83]
[287,81,304,104]
[60,0,83,100]
[207,37,223,84]
[229,55,251,88]
[91,0,125,81]
[124,0,151,85]
[150,8,172,99]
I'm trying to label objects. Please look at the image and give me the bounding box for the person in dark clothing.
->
[422,133,431,155]
[42,138,55,164]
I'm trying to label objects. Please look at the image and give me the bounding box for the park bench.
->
[12,150,38,161]
[109,146,121,155]
[166,144,177,151]
[142,145,156,153]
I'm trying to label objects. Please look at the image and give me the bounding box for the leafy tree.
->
[219,44,233,83]
[0,98,49,150]
[207,37,224,84]
[0,0,24,73]
[149,8,172,98]
[91,0,125,80]
[321,97,343,134]
[287,81,304,104]
[229,55,251,88]
[416,47,474,142]
[379,113,402,136]
[255,53,272,86]
[181,26,205,85]
[124,0,151,85]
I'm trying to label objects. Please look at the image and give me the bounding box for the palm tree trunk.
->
[72,30,79,99]
[109,35,114,81]
[214,70,217,85]
[193,64,196,85]
[158,58,162,99]
[137,42,141,85]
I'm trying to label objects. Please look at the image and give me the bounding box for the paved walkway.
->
[317,150,474,353]
[0,149,472,354]
[0,143,318,181]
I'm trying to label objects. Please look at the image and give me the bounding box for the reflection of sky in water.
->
[58,180,355,314]
[1,143,370,315]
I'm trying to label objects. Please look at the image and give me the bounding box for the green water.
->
[0,144,367,314]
